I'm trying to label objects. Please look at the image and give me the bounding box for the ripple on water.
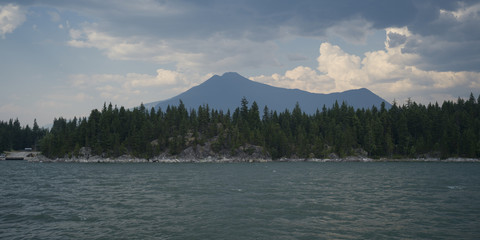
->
[1,161,480,239]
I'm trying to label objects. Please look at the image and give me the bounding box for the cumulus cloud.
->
[319,35,480,103]
[0,4,26,38]
[317,42,366,89]
[251,66,335,93]
[251,26,480,104]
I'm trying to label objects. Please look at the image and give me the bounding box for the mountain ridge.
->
[144,72,391,113]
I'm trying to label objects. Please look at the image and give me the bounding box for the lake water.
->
[1,161,480,239]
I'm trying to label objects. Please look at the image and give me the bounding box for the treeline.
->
[38,94,480,159]
[0,119,47,153]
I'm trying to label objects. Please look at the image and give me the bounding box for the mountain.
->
[144,72,391,114]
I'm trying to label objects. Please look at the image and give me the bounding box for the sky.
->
[1,0,480,126]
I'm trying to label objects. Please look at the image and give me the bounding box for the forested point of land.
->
[2,94,480,160]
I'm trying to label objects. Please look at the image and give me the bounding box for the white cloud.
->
[0,4,26,38]
[69,69,213,107]
[67,24,201,65]
[124,69,186,88]
[251,66,335,93]
[251,26,480,105]
[317,42,366,91]
[67,24,278,72]
[440,2,480,21]
[320,36,480,103]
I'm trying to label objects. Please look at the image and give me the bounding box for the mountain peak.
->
[145,72,391,113]
[221,72,243,78]
[203,72,253,86]
[219,72,251,83]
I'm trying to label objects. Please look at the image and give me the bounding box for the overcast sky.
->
[1,0,480,126]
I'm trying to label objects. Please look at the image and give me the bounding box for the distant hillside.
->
[144,72,391,113]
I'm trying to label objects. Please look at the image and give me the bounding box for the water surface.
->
[1,161,479,239]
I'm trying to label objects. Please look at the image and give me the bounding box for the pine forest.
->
[2,94,480,160]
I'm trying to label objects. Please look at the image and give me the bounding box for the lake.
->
[1,161,479,239]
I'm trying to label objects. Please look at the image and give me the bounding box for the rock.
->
[328,153,339,159]
[353,148,368,157]
[175,142,270,162]
[79,147,92,158]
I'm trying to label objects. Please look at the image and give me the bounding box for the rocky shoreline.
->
[27,154,480,163]
[20,133,480,163]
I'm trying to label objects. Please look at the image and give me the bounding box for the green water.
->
[1,161,479,239]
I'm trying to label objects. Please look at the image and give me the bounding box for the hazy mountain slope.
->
[144,72,390,113]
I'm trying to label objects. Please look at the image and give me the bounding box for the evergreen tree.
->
[30,94,480,160]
